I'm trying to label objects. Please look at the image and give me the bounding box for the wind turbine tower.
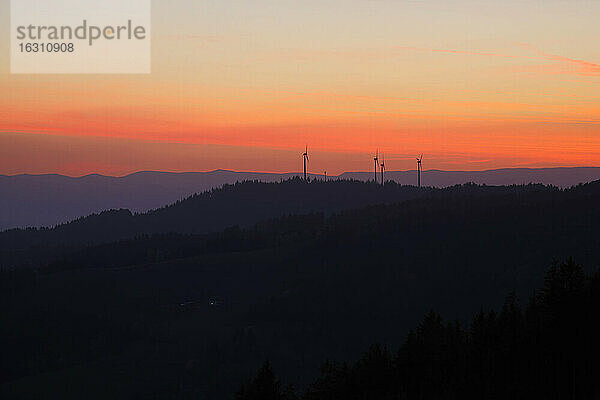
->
[380,155,385,186]
[416,154,423,188]
[303,146,309,181]
[373,150,379,183]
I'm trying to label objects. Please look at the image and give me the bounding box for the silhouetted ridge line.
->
[2,179,599,258]
[2,179,599,275]
[0,178,436,248]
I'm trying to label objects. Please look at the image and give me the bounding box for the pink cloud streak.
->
[395,45,600,77]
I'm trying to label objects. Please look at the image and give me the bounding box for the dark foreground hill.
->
[240,260,600,400]
[1,180,600,399]
[2,167,599,230]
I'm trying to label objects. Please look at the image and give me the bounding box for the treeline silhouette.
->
[4,177,591,261]
[2,179,599,271]
[238,259,600,400]
[0,178,435,250]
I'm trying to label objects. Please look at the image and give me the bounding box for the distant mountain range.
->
[1,167,599,230]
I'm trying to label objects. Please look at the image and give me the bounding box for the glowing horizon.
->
[1,0,599,176]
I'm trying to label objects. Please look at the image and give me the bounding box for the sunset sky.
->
[1,0,600,176]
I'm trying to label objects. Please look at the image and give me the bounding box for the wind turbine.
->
[303,145,309,181]
[380,155,385,186]
[416,154,423,188]
[324,171,327,182]
[373,150,379,183]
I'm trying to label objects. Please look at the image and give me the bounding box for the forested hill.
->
[0,178,434,248]
[1,179,599,263]
[28,179,600,282]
